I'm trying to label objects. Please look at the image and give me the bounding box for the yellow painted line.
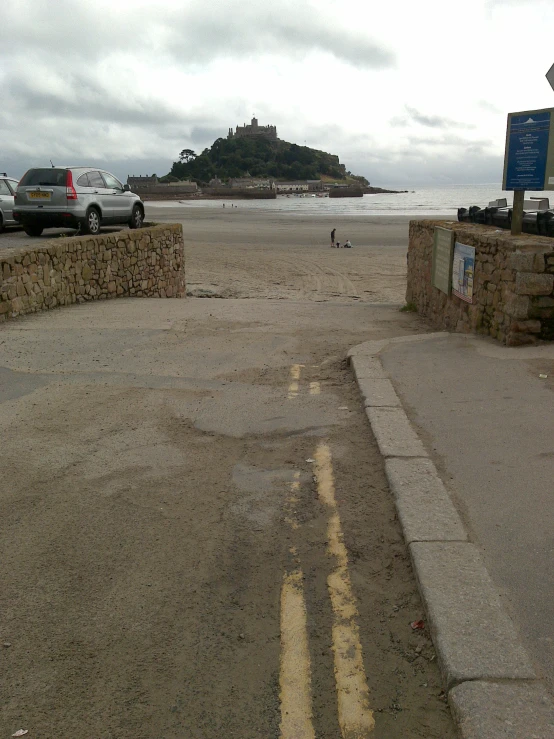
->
[288,364,305,399]
[327,511,348,565]
[313,442,375,736]
[309,381,321,395]
[287,380,299,399]
[280,569,315,738]
[314,444,335,507]
[291,363,305,380]
[280,473,315,737]
[287,480,300,505]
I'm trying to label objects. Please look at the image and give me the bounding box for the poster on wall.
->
[432,227,455,294]
[452,242,475,303]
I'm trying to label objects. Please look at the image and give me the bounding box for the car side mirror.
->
[123,184,131,192]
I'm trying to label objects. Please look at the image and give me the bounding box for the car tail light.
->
[66,170,78,200]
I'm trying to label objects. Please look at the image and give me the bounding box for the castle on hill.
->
[228,116,277,141]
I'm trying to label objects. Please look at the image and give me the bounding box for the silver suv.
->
[0,172,20,232]
[13,166,144,236]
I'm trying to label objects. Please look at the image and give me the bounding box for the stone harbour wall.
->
[0,224,185,322]
[407,220,554,346]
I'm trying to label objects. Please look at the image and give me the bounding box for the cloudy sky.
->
[1,0,554,186]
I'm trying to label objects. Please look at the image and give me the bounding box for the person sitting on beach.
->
[336,241,341,248]
[344,239,352,248]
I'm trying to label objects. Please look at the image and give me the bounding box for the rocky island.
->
[128,118,408,198]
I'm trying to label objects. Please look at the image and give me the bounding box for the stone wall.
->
[131,185,198,196]
[407,220,554,346]
[201,188,277,199]
[0,224,185,322]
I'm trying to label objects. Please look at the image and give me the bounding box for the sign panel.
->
[452,242,475,303]
[502,107,554,191]
[432,227,454,295]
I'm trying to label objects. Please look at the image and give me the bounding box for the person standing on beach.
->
[331,228,336,247]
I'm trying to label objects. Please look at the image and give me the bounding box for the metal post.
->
[511,189,525,235]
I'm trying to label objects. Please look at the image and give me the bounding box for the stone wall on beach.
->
[141,189,277,201]
[407,220,554,346]
[201,188,277,199]
[0,224,185,322]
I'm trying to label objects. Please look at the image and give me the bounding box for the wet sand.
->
[146,204,412,303]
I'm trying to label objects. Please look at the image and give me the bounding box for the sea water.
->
[147,183,553,218]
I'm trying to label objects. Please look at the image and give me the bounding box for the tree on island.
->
[179,149,197,163]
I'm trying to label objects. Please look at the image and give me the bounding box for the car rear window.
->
[19,169,69,187]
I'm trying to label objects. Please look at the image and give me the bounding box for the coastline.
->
[140,186,409,201]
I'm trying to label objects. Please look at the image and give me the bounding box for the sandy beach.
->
[146,204,411,303]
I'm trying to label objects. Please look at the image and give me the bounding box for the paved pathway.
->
[381,334,554,692]
[349,333,554,736]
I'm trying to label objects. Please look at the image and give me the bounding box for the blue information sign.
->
[504,110,553,191]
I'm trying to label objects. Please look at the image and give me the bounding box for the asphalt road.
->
[0,298,455,738]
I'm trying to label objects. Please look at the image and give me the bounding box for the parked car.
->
[13,166,145,236]
[0,172,21,232]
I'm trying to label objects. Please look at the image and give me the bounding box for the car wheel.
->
[23,224,44,237]
[83,207,101,235]
[129,204,144,229]
[0,214,4,234]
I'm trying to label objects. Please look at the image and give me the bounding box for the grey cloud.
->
[189,127,229,146]
[0,0,394,70]
[407,134,493,149]
[389,115,409,127]
[391,106,476,130]
[165,3,395,69]
[351,150,504,187]
[289,123,502,185]
[2,154,177,185]
[5,70,193,128]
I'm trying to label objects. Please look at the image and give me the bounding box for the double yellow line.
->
[287,364,320,399]
[279,437,375,736]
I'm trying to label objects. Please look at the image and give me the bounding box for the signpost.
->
[502,107,554,235]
